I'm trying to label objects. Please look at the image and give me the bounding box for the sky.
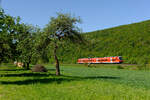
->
[1,0,150,32]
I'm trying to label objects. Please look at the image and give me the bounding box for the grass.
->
[0,64,150,100]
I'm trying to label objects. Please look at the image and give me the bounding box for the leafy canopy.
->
[44,13,83,43]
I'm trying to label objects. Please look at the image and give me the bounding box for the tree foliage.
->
[0,8,20,63]
[43,13,83,75]
[16,24,40,69]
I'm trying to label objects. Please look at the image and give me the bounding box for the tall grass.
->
[0,64,150,100]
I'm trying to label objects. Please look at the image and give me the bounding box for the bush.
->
[137,58,147,70]
[137,64,146,70]
[117,65,125,69]
[84,63,90,67]
[31,64,47,72]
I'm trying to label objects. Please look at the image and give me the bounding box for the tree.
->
[43,13,83,75]
[0,8,20,63]
[16,24,40,69]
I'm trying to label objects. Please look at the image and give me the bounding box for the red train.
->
[77,56,123,64]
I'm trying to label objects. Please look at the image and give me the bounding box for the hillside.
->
[51,20,150,64]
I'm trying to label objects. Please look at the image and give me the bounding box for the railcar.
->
[77,56,123,64]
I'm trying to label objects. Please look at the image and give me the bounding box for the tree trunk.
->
[23,62,26,68]
[26,57,31,70]
[26,62,30,70]
[54,43,60,76]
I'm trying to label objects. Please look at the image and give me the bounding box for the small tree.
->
[16,24,40,69]
[43,13,83,75]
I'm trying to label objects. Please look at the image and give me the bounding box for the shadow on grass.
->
[0,69,61,77]
[0,69,26,71]
[0,75,120,85]
[62,75,120,80]
[0,73,53,77]
[0,68,61,72]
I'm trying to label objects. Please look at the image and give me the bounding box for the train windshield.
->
[119,57,122,60]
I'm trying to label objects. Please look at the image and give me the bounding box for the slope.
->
[54,20,150,64]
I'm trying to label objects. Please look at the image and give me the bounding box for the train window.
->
[98,59,103,61]
[112,59,115,61]
[119,57,122,60]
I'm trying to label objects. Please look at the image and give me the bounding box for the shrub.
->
[137,58,147,70]
[137,64,146,70]
[117,65,124,69]
[31,64,47,72]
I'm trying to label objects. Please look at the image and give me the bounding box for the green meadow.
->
[0,64,150,100]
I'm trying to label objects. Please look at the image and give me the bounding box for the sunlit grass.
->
[0,64,150,100]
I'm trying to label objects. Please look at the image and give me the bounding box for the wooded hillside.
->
[55,20,150,64]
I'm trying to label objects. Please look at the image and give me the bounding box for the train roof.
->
[78,56,122,59]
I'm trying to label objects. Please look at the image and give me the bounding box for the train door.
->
[110,58,113,63]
